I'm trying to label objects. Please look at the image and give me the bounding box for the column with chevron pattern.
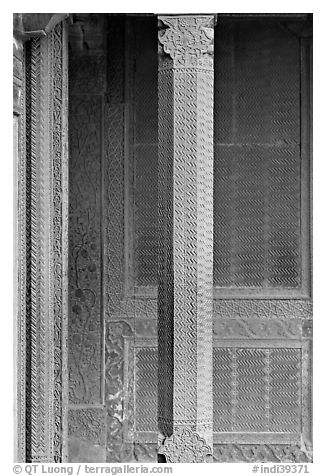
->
[157,15,215,463]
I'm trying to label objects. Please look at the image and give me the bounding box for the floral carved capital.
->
[158,427,213,463]
[158,15,214,69]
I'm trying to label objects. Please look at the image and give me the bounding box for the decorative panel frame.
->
[128,316,312,462]
[104,16,157,322]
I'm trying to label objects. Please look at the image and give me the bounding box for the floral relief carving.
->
[68,95,103,405]
[68,408,106,446]
[158,15,214,68]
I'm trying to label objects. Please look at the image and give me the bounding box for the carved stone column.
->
[157,15,214,463]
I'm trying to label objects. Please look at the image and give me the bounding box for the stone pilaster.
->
[17,21,69,462]
[157,15,214,463]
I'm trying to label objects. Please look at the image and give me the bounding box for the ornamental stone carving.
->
[158,427,212,463]
[157,14,215,463]
[158,15,214,68]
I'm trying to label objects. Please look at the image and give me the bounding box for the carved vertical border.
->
[24,36,47,462]
[16,20,69,463]
[301,321,312,456]
[28,35,50,462]
[50,22,69,462]
[14,21,26,462]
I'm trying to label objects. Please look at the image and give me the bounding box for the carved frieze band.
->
[213,444,312,463]
[158,14,215,462]
[21,22,68,463]
[214,300,313,320]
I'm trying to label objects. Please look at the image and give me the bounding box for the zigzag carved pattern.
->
[269,349,301,433]
[213,349,233,432]
[134,143,158,287]
[214,20,301,290]
[25,37,49,461]
[196,69,214,430]
[268,150,300,287]
[24,38,34,462]
[133,21,158,286]
[235,349,266,431]
[173,70,203,423]
[213,347,301,434]
[38,36,53,459]
[24,25,68,462]
[214,146,300,288]
[30,36,47,460]
[17,40,27,461]
[158,59,214,449]
[135,349,158,432]
[158,67,174,435]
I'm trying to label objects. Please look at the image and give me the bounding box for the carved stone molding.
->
[16,21,69,462]
[213,299,313,320]
[157,14,215,462]
[213,444,312,463]
[213,318,304,339]
[158,427,212,463]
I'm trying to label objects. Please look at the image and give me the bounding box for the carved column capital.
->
[158,15,214,69]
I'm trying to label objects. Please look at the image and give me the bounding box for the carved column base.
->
[158,427,213,463]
